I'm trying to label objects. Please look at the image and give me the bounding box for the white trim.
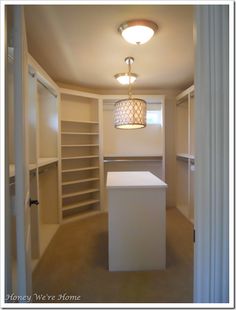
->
[194,5,230,303]
[176,85,195,101]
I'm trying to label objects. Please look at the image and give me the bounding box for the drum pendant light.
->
[114,57,147,129]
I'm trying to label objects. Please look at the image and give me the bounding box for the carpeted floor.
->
[32,208,193,303]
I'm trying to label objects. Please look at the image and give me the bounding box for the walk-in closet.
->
[6,2,232,305]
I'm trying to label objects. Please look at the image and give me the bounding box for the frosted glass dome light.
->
[114,73,137,85]
[118,20,158,45]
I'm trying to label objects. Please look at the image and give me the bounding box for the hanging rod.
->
[103,156,162,163]
[38,163,57,174]
[37,79,58,98]
[28,70,58,98]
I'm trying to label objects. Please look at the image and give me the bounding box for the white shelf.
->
[62,155,99,160]
[62,177,99,186]
[38,157,58,167]
[62,210,101,224]
[61,131,99,135]
[61,119,99,124]
[60,92,101,221]
[62,188,99,199]
[61,144,99,147]
[62,199,99,212]
[62,166,99,173]
[176,153,195,161]
[9,163,37,177]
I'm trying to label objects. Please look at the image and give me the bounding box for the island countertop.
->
[106,171,167,189]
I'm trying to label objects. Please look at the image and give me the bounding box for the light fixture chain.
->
[128,58,132,99]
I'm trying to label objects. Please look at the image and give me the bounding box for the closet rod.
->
[37,79,58,98]
[104,159,162,163]
[28,70,57,98]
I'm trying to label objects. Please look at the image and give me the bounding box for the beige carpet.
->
[33,208,193,303]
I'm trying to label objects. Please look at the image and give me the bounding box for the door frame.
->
[194,4,233,304]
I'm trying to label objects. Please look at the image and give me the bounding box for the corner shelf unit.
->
[60,90,103,222]
[176,85,195,223]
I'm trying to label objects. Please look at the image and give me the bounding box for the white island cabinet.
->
[107,171,167,271]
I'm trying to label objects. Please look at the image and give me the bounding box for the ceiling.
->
[24,5,194,92]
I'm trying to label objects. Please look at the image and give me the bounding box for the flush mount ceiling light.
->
[114,57,138,85]
[114,57,147,129]
[118,20,158,45]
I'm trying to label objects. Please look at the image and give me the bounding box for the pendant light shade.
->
[114,98,147,129]
[114,57,147,129]
[114,73,137,85]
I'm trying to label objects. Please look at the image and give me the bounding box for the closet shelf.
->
[62,177,99,186]
[62,166,99,173]
[176,153,195,161]
[9,163,37,177]
[61,131,99,135]
[62,210,101,224]
[61,144,99,147]
[62,188,99,199]
[38,157,58,167]
[61,119,99,124]
[62,199,99,212]
[62,155,99,160]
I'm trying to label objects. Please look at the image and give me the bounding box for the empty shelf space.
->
[62,177,99,186]
[61,119,99,124]
[62,199,100,212]
[61,144,99,147]
[62,188,99,199]
[62,155,99,160]
[62,166,99,173]
[61,132,99,135]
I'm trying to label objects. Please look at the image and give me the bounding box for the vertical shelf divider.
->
[176,85,195,222]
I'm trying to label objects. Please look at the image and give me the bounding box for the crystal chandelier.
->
[114,57,147,129]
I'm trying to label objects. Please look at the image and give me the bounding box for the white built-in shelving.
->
[176,85,195,223]
[60,91,103,222]
[7,52,61,292]
[28,57,60,268]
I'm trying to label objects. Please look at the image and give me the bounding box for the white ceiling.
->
[24,5,194,92]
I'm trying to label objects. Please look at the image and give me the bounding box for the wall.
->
[103,103,163,156]
[101,90,177,207]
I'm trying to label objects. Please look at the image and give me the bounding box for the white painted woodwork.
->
[5,7,12,297]
[176,85,195,222]
[60,91,101,221]
[194,5,230,303]
[107,171,167,271]
[103,158,163,212]
[176,97,188,155]
[13,5,32,297]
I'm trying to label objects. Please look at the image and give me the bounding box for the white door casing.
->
[13,5,32,298]
[194,5,229,303]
